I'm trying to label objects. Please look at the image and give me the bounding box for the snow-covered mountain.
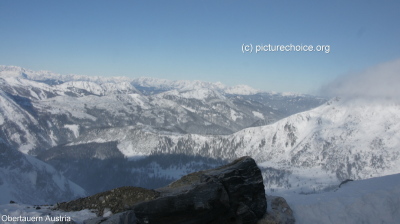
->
[0,141,86,204]
[0,65,326,202]
[38,97,400,196]
[0,65,324,154]
[1,63,399,223]
[3,64,400,208]
[4,65,400,198]
[0,65,258,95]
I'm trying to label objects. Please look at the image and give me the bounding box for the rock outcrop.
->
[57,186,159,216]
[57,156,273,224]
[258,196,295,224]
[133,156,267,224]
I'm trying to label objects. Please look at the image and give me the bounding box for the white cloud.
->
[320,58,400,101]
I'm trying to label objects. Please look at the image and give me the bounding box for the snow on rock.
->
[58,81,104,95]
[181,105,196,113]
[64,124,80,138]
[126,93,149,109]
[180,88,223,100]
[116,129,165,160]
[252,111,264,120]
[230,108,242,121]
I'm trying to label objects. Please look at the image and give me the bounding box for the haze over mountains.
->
[0,65,324,154]
[1,64,400,209]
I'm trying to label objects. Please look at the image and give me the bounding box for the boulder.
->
[133,156,267,223]
[58,156,269,224]
[258,196,295,224]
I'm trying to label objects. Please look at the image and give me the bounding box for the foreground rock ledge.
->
[57,156,267,224]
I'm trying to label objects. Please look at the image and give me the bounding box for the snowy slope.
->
[285,173,400,224]
[51,97,400,195]
[0,142,86,205]
[0,88,44,153]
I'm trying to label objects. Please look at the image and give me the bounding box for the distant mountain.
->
[0,65,326,202]
[39,97,400,196]
[2,65,399,206]
[0,65,325,154]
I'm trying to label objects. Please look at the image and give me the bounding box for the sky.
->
[1,0,399,94]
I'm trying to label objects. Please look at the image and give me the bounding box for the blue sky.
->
[1,0,399,93]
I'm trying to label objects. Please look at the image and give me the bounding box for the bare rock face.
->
[134,156,267,224]
[58,156,268,224]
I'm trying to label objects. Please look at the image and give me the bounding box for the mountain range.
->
[2,65,399,206]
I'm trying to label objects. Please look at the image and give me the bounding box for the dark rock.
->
[10,200,16,204]
[339,179,353,188]
[133,180,231,224]
[133,156,266,224]
[258,196,295,224]
[60,156,267,224]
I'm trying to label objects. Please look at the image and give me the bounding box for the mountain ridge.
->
[0,65,325,155]
[8,65,388,204]
[0,65,309,97]
[39,97,400,196]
